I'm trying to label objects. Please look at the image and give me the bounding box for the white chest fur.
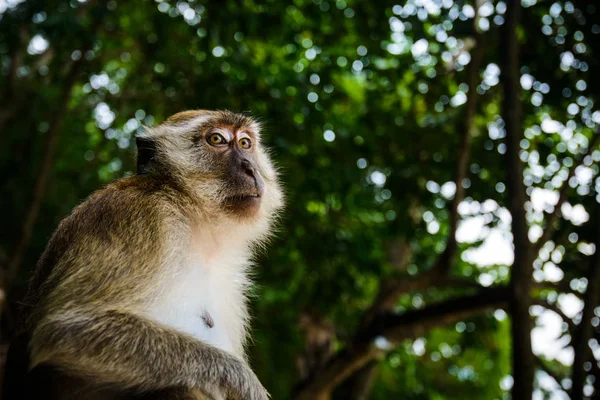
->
[146,226,251,356]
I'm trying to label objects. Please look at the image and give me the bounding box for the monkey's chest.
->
[147,263,245,355]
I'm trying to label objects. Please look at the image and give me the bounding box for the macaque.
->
[3,110,284,400]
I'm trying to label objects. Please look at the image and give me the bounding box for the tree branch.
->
[341,360,379,400]
[4,59,85,284]
[340,239,416,400]
[441,8,486,276]
[0,25,26,100]
[291,287,509,400]
[3,2,106,289]
[0,26,27,133]
[531,281,583,298]
[370,287,509,343]
[534,133,600,255]
[323,9,489,397]
[570,217,600,400]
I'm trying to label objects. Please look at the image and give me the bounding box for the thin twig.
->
[536,357,566,390]
[532,300,577,332]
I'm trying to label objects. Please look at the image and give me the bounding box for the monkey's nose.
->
[241,159,255,178]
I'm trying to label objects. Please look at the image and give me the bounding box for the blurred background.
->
[1,0,599,399]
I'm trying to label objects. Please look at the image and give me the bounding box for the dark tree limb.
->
[0,26,27,133]
[340,239,415,400]
[532,281,584,298]
[1,25,27,100]
[343,360,379,400]
[372,287,509,343]
[3,1,106,290]
[6,55,85,276]
[3,58,84,297]
[441,16,486,277]
[571,218,600,400]
[501,0,536,398]
[291,287,509,400]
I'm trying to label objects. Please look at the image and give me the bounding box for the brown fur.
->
[3,110,283,400]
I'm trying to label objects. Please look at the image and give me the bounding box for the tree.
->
[1,0,599,398]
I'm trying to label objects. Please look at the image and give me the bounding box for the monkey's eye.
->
[239,137,252,149]
[207,133,227,146]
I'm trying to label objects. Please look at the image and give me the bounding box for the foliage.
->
[1,0,599,399]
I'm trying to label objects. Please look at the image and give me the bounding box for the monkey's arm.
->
[30,307,267,400]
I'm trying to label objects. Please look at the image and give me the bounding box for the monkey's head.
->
[137,110,283,224]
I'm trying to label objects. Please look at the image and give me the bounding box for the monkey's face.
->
[141,110,283,222]
[193,123,266,218]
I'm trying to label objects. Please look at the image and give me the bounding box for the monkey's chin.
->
[223,195,262,218]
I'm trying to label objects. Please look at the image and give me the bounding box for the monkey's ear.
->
[136,137,156,175]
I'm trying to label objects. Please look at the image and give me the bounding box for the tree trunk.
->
[501,1,535,399]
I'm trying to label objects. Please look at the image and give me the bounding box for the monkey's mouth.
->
[227,193,261,201]
[224,192,262,216]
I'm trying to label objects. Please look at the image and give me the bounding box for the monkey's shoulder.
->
[27,177,175,308]
[42,177,175,265]
[67,176,173,231]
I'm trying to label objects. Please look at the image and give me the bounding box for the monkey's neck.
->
[189,219,253,267]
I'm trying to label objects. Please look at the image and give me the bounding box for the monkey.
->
[2,110,284,400]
